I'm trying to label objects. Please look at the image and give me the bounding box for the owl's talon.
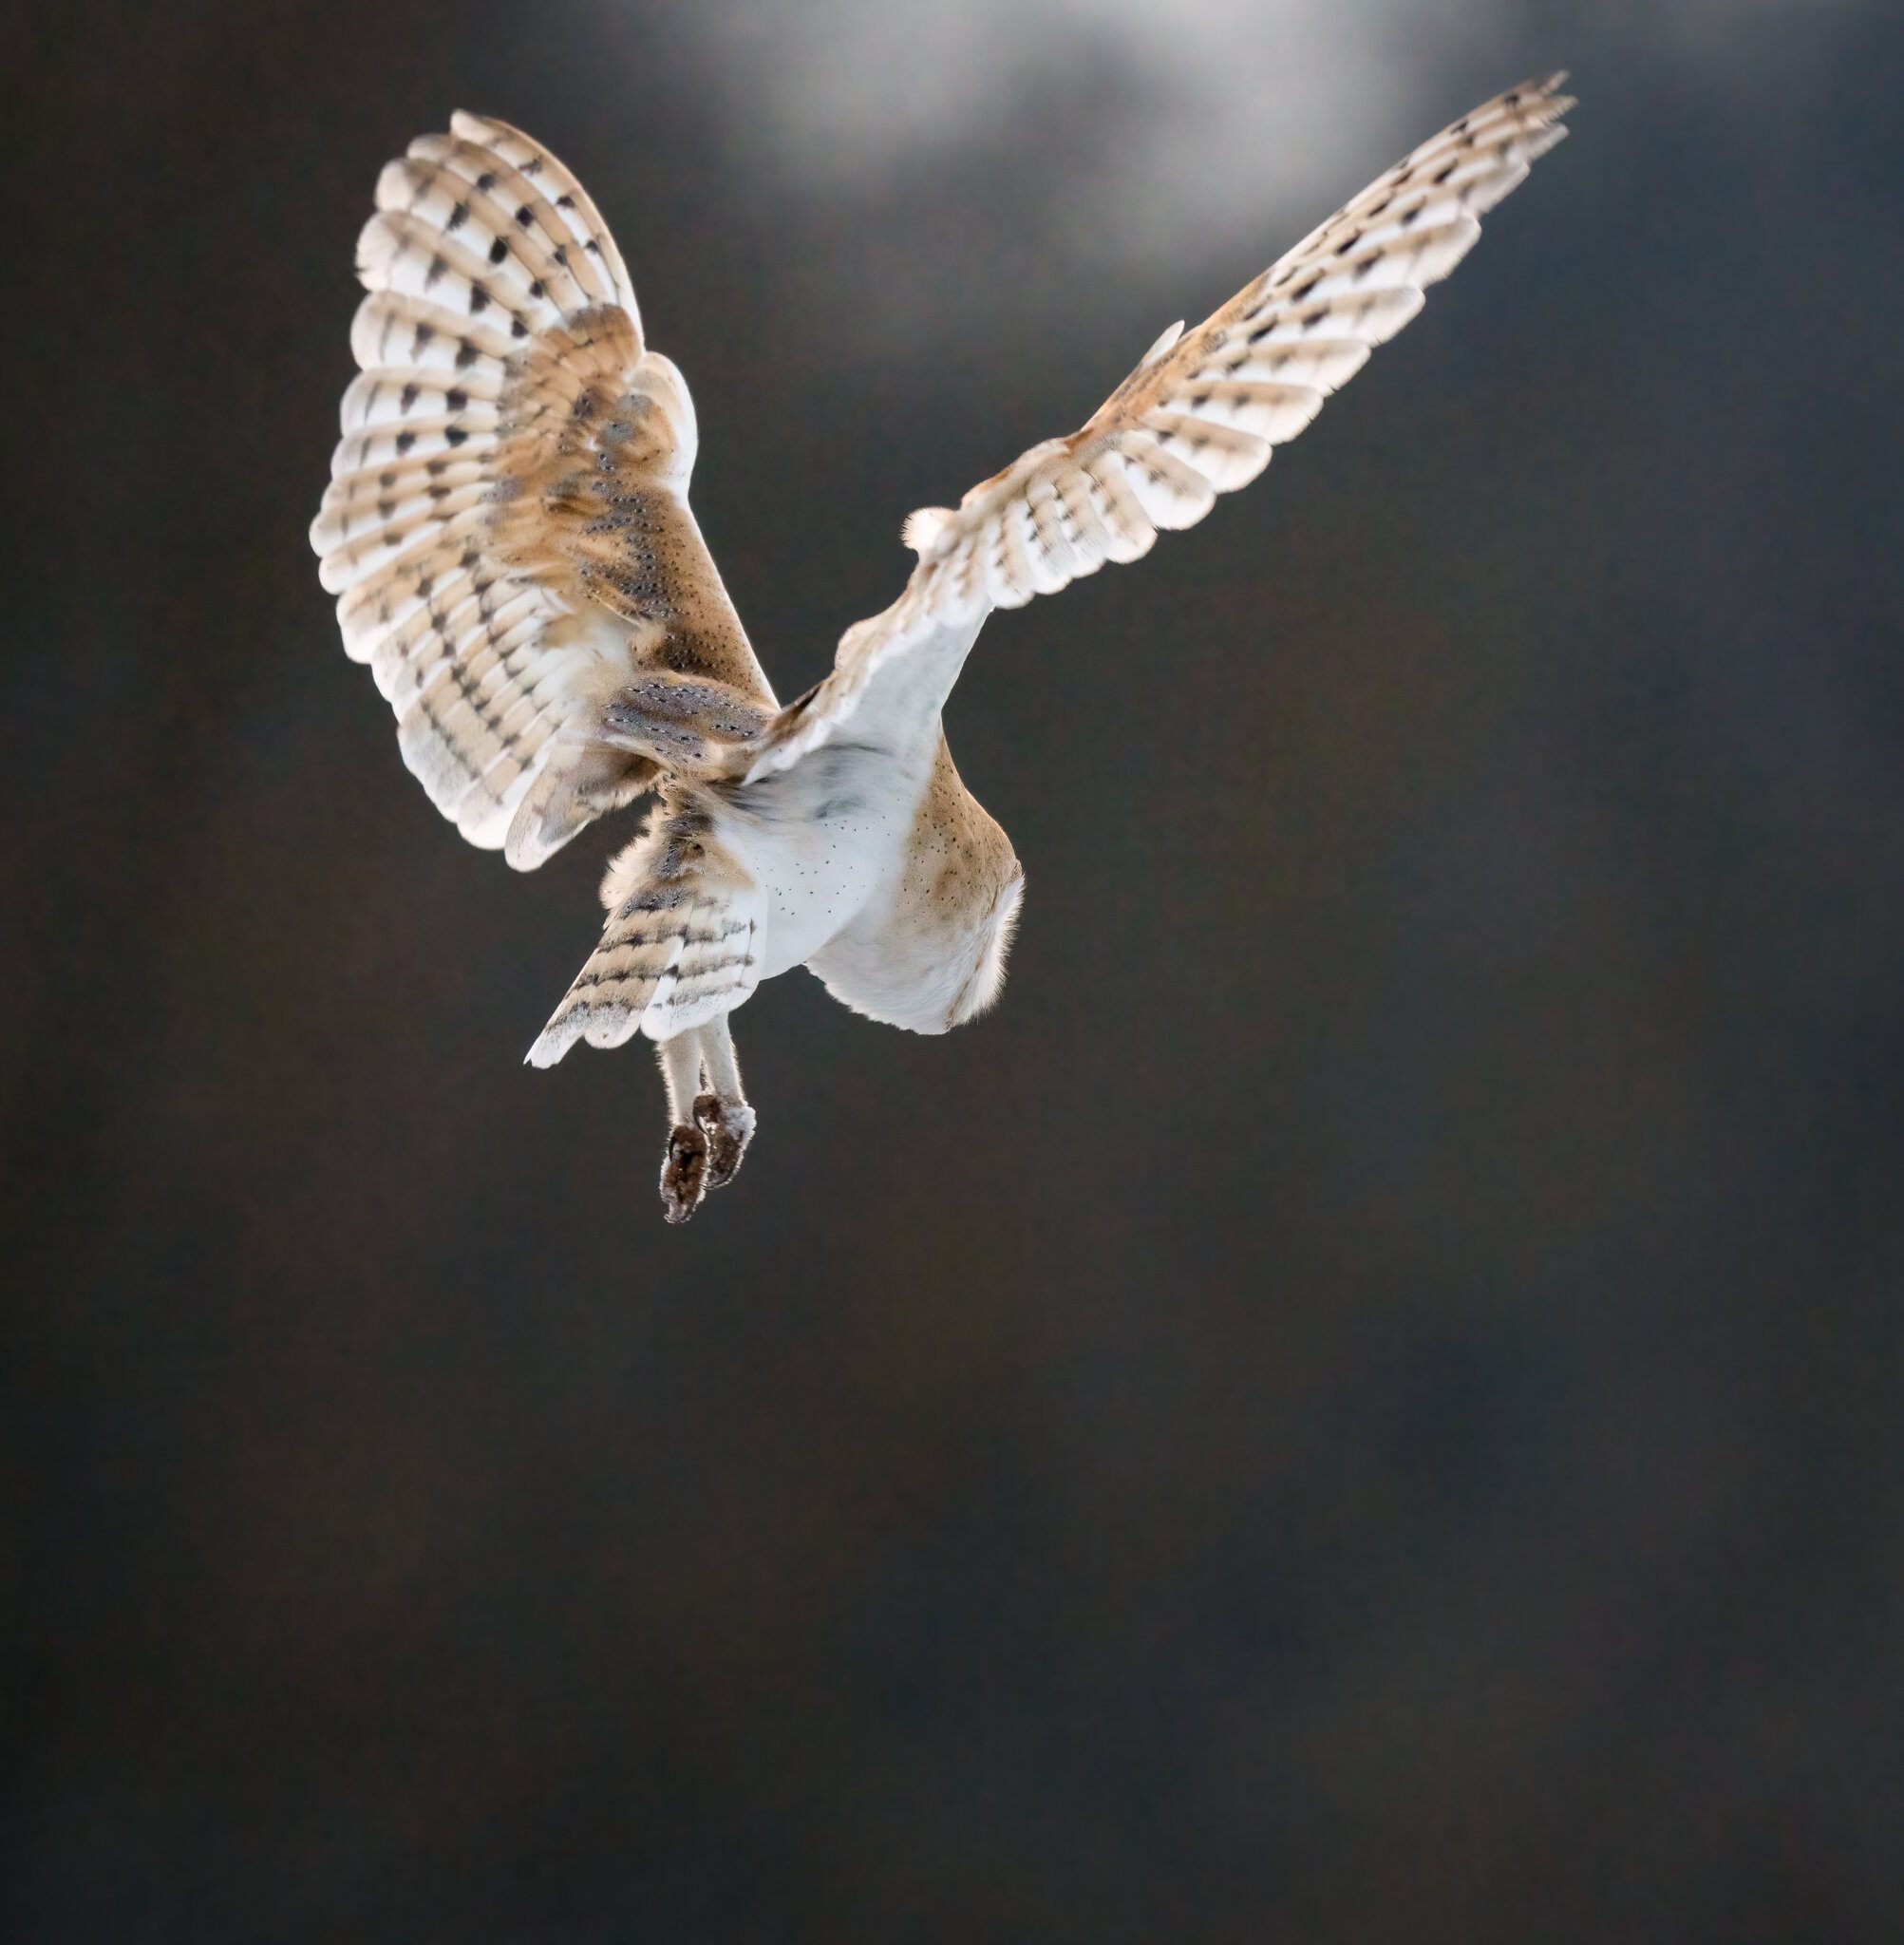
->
[694,1092,757,1189]
[660,1123,709,1223]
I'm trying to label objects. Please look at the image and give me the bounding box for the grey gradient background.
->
[9,0,1904,1937]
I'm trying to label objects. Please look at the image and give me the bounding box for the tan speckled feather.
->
[311,115,773,868]
[751,73,1573,778]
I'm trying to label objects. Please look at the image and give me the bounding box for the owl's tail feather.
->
[526,802,764,1066]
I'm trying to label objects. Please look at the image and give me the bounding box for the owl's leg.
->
[692,1016,757,1190]
[656,1031,709,1223]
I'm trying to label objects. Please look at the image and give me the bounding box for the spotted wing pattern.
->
[750,74,1573,779]
[311,113,773,867]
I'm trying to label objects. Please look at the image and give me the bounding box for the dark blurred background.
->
[9,0,1904,1937]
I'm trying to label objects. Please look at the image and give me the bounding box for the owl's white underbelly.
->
[717,737,934,982]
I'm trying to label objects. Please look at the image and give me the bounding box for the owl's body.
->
[312,78,1574,1218]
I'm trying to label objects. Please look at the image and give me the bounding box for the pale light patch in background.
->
[671,0,1473,203]
[598,0,1852,365]
[629,0,1491,354]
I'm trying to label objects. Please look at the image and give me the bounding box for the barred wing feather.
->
[311,114,773,868]
[750,73,1573,780]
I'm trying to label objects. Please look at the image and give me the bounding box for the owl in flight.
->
[312,74,1574,1221]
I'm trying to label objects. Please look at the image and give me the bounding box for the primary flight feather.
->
[312,76,1575,1220]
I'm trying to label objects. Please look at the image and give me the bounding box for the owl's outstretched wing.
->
[312,114,774,869]
[749,74,1573,781]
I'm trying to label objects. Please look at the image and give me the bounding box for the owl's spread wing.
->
[749,74,1573,781]
[312,114,774,869]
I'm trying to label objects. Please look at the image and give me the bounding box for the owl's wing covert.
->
[749,74,1573,781]
[311,113,774,869]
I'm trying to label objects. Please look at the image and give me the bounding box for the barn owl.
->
[312,74,1574,1221]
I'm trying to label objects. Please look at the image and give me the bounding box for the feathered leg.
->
[693,1016,757,1190]
[656,1031,709,1223]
